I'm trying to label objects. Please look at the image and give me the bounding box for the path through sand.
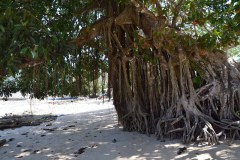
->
[0,94,240,160]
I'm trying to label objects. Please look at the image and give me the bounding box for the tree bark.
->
[73,1,240,144]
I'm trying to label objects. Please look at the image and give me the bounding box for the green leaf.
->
[20,47,29,55]
[192,76,202,86]
[21,20,28,26]
[213,29,220,36]
[53,35,59,44]
[31,48,38,59]
[0,25,5,32]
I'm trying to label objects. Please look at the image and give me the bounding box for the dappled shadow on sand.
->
[1,107,240,160]
[174,142,240,160]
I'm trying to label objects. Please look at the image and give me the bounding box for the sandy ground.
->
[0,93,240,160]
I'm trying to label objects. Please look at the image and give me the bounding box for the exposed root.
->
[72,0,240,145]
[112,47,240,145]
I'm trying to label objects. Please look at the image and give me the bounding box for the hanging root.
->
[111,32,240,145]
[201,120,219,145]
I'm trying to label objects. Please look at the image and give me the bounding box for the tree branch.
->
[19,59,44,69]
[171,0,185,28]
[71,17,113,47]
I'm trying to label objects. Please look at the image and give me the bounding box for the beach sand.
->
[0,93,240,160]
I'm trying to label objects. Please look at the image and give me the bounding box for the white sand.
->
[0,93,240,160]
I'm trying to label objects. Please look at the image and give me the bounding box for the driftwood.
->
[0,115,57,130]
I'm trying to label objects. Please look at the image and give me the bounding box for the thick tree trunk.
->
[74,1,240,144]
[111,45,240,144]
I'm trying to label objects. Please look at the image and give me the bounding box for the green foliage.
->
[0,0,239,98]
[236,111,240,117]
[190,61,205,88]
[227,45,240,57]
[176,0,239,50]
[0,78,19,100]
[0,0,107,98]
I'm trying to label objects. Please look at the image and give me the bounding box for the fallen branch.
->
[0,115,57,130]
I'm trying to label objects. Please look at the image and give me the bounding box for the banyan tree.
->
[1,0,240,144]
[73,0,240,144]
